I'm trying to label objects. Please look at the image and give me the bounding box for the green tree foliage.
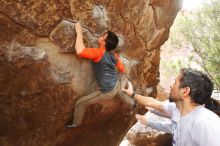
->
[164,0,220,89]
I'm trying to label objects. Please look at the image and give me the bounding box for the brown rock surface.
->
[50,20,76,53]
[127,132,172,146]
[0,0,182,146]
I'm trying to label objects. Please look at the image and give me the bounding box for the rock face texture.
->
[0,0,182,146]
[127,131,172,146]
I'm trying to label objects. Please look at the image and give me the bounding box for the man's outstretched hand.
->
[122,81,134,97]
[135,114,148,125]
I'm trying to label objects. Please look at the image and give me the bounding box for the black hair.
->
[205,98,220,117]
[105,31,119,51]
[179,68,214,105]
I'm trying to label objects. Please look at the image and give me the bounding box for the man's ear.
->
[101,40,106,46]
[182,87,190,96]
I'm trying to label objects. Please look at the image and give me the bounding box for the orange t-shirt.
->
[78,47,125,73]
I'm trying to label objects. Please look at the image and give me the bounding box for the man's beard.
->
[169,95,174,102]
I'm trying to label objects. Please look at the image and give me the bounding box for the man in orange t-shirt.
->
[66,22,135,128]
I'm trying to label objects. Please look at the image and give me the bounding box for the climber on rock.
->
[65,22,136,128]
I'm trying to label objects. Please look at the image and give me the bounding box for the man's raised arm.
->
[122,81,164,113]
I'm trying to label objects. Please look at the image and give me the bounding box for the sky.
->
[182,0,204,10]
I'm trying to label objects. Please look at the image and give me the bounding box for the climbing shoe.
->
[65,123,80,128]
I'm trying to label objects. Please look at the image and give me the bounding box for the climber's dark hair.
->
[105,31,119,51]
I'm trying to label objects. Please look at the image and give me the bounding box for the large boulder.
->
[0,0,182,146]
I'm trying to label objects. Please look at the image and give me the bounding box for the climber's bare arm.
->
[75,22,86,55]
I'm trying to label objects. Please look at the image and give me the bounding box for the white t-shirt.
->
[163,102,220,146]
